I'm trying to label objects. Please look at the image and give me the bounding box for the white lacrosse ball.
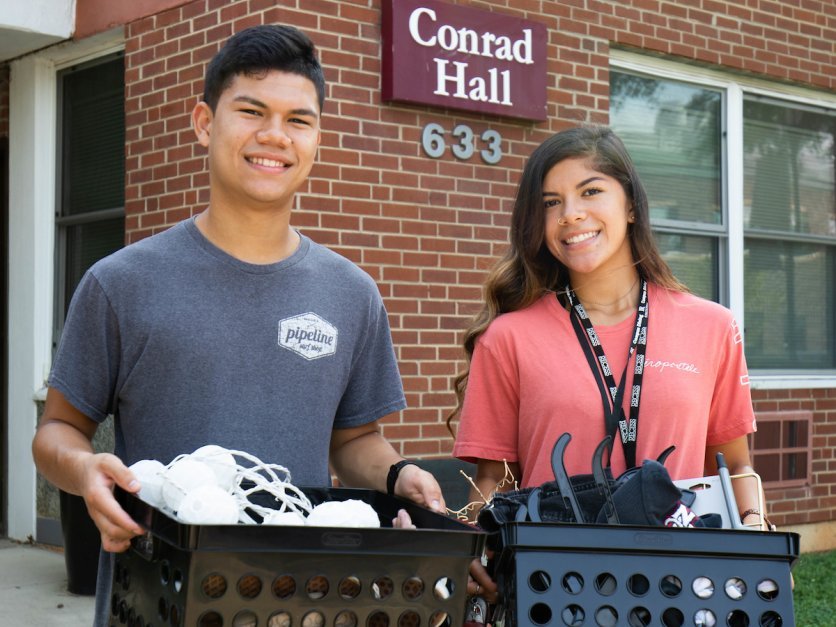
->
[724,578,746,599]
[190,445,238,491]
[433,578,452,600]
[691,576,714,599]
[261,510,306,526]
[129,459,166,508]
[176,484,239,525]
[756,579,778,597]
[161,457,217,512]
[306,500,380,528]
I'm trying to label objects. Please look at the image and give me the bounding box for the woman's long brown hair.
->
[447,125,688,436]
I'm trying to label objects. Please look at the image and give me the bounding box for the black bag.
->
[477,432,707,532]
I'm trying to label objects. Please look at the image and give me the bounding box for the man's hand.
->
[80,452,145,552]
[391,509,417,529]
[33,388,144,553]
[393,463,446,514]
[330,418,446,514]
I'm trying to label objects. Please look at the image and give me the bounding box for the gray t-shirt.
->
[50,217,406,480]
[49,218,406,627]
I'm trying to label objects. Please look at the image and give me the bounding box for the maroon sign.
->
[382,0,548,121]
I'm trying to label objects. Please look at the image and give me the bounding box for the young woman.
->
[450,126,769,602]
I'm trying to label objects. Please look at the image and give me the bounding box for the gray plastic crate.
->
[111,486,486,627]
[490,522,799,627]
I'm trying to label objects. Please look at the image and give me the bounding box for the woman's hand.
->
[467,554,498,604]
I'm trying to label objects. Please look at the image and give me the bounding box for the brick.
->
[341,134,381,152]
[382,235,419,251]
[402,440,442,457]
[363,248,401,265]
[381,204,419,221]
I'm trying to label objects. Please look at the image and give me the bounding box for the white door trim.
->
[6,28,123,541]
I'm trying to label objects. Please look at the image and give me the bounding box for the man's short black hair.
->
[202,24,326,113]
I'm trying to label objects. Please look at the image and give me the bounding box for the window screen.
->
[743,98,835,369]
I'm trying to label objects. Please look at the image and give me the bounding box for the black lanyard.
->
[564,278,648,469]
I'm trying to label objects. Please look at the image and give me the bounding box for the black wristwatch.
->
[387,460,419,496]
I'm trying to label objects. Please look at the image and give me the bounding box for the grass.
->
[793,549,836,625]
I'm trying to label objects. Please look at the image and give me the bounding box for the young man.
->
[32,24,443,625]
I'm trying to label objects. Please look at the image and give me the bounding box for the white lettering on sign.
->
[407,6,532,108]
[408,7,533,64]
[433,60,511,105]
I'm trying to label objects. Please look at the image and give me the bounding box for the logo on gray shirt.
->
[279,312,338,360]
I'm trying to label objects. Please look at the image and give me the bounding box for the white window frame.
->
[610,50,836,391]
[6,28,123,541]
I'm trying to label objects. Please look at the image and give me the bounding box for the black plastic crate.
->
[490,522,799,627]
[111,486,486,627]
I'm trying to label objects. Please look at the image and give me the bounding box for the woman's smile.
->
[563,230,600,245]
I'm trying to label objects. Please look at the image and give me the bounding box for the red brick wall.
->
[121,0,836,524]
[752,389,836,527]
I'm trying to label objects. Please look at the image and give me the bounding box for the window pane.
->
[743,239,835,369]
[783,420,808,448]
[610,71,723,225]
[63,217,125,315]
[754,421,780,449]
[655,232,718,301]
[753,453,780,482]
[782,452,807,481]
[744,98,836,237]
[61,57,125,216]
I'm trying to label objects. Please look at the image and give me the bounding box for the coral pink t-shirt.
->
[453,284,756,487]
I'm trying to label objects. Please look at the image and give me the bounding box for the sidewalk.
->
[0,538,94,626]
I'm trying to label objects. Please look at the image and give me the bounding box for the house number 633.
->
[421,123,503,165]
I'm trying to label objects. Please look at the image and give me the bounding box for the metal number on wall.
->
[421,123,503,164]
